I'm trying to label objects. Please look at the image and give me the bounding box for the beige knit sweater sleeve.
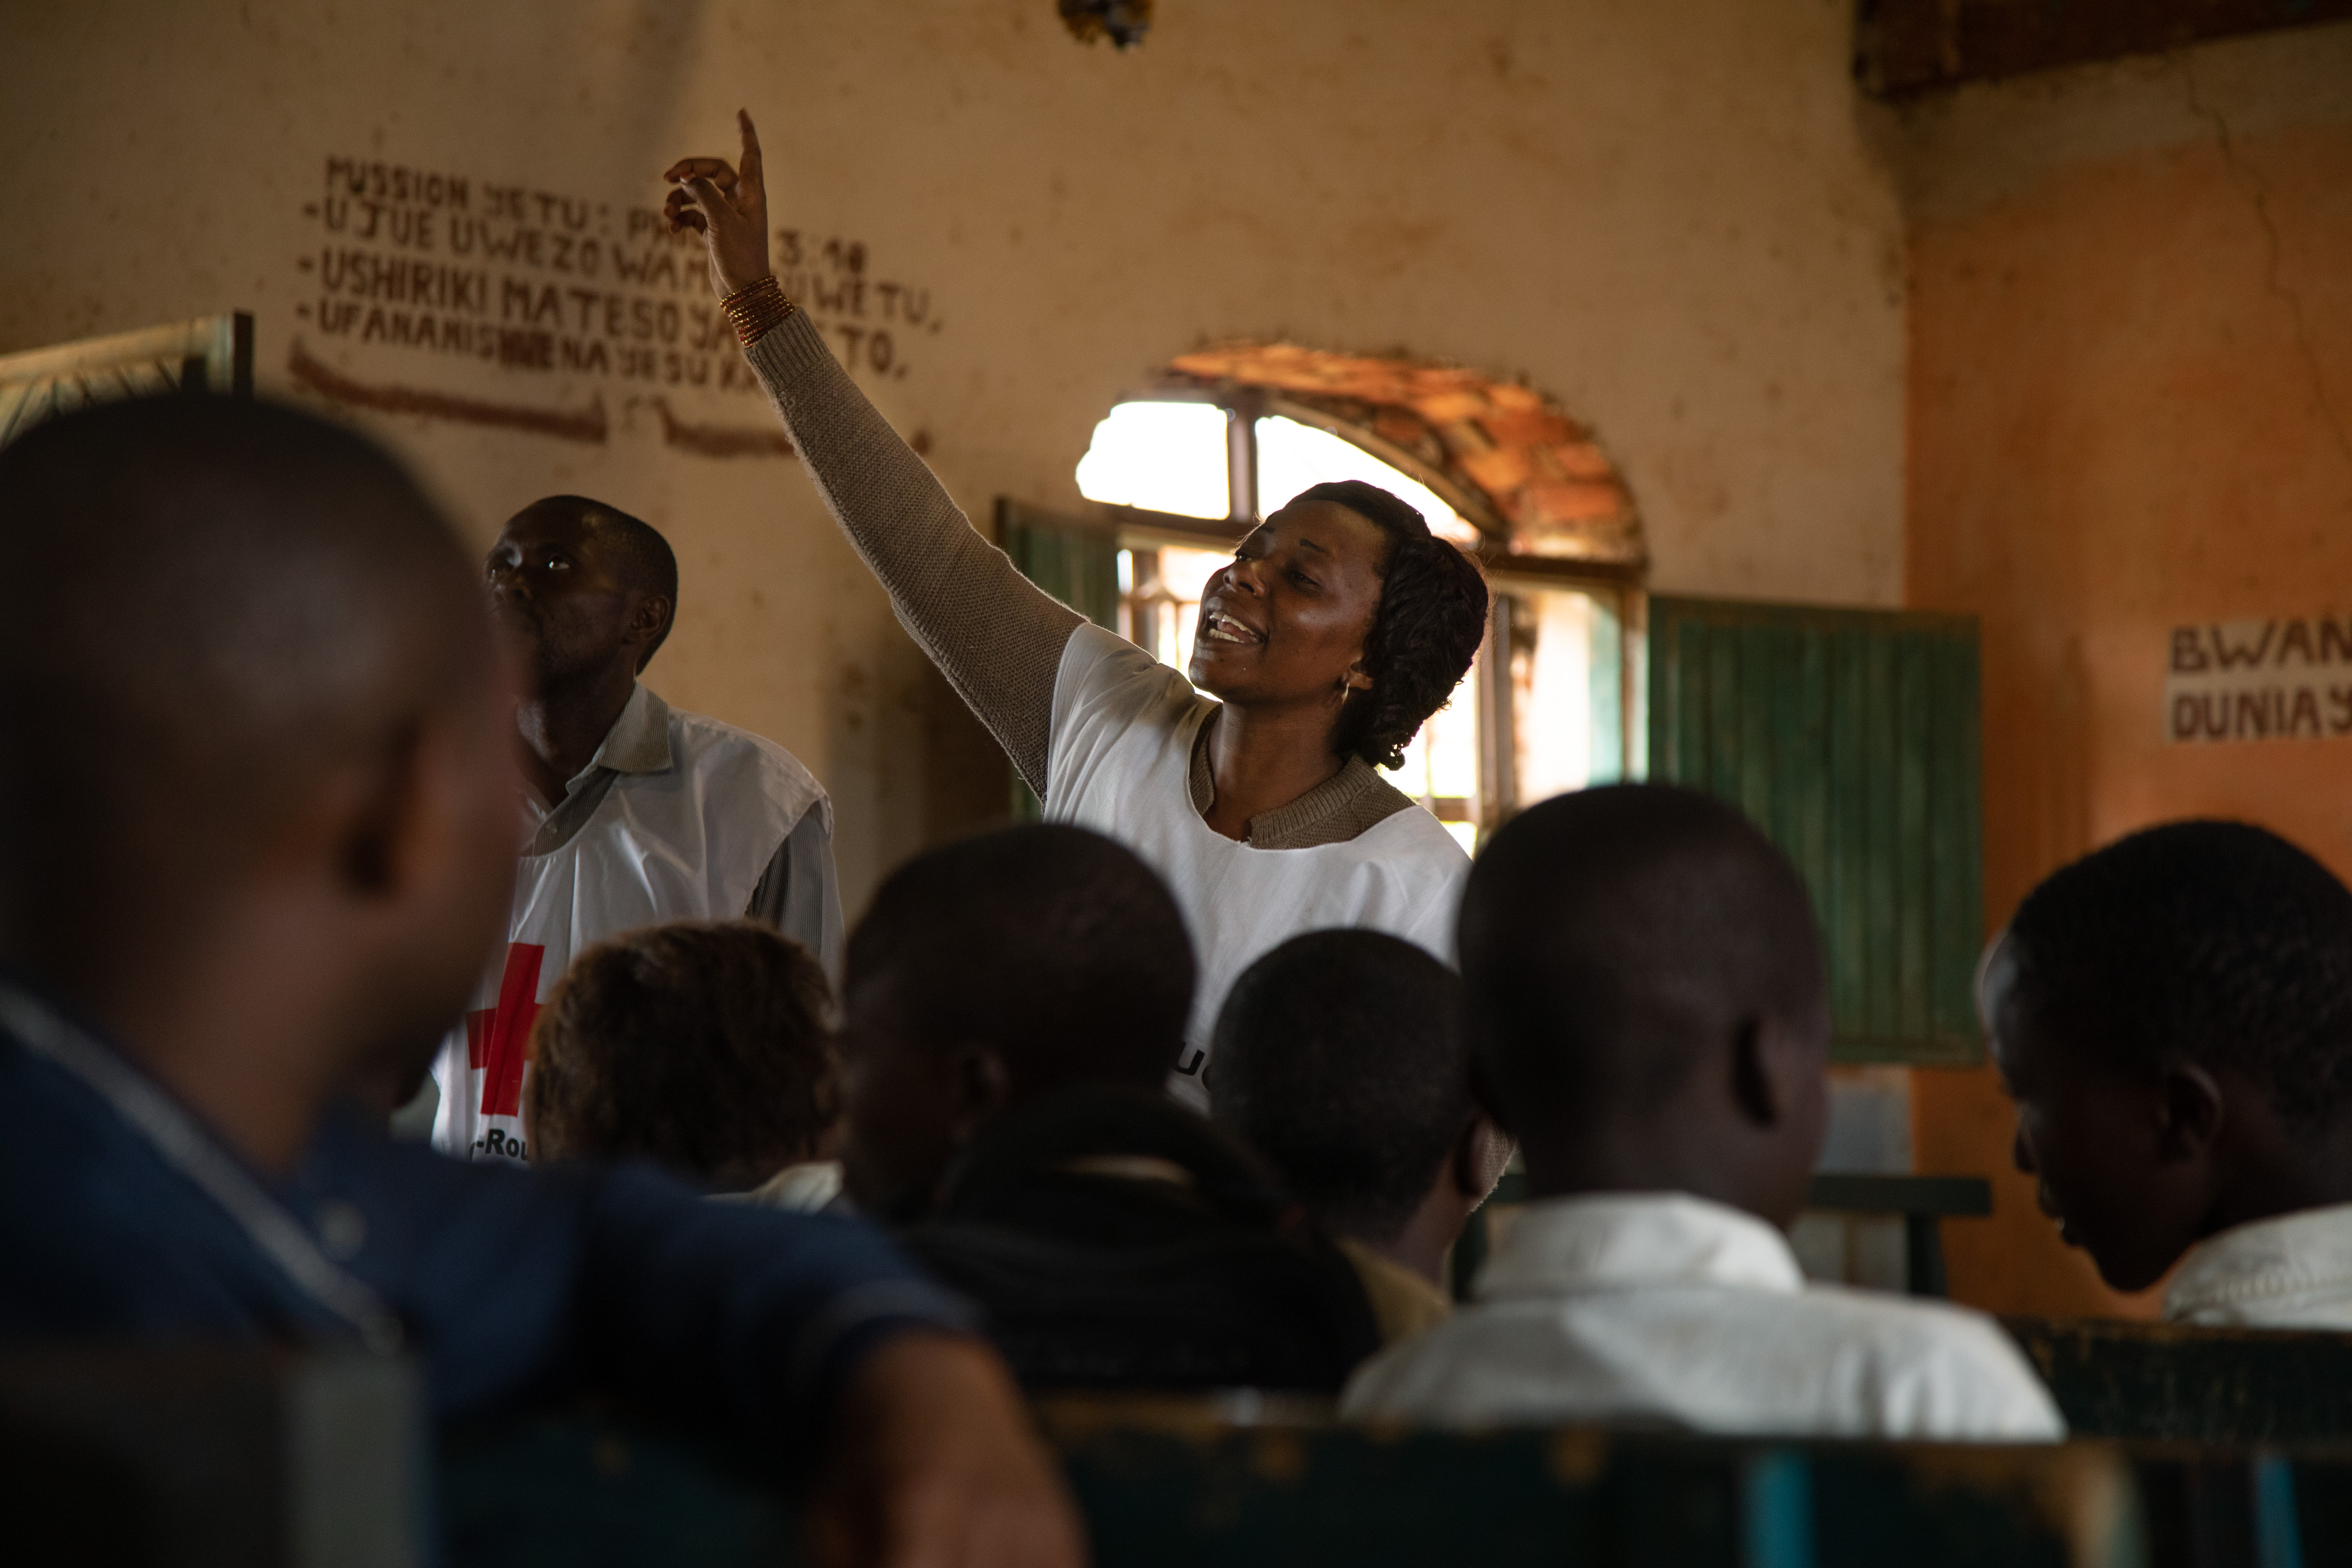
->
[744,312,1080,793]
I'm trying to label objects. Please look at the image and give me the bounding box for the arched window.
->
[1063,341,1647,851]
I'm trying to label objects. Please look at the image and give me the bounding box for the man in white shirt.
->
[1982,820,2352,1330]
[429,495,840,1162]
[1342,785,2063,1441]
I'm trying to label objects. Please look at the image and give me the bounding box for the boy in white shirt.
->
[1342,785,2063,1440]
[1982,820,2352,1330]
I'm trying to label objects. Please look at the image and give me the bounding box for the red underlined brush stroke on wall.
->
[640,395,795,458]
[2164,616,2352,743]
[287,339,608,444]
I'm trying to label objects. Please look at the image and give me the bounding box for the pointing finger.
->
[737,109,764,192]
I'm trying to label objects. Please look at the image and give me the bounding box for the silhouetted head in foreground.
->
[0,396,516,1171]
[526,921,838,1189]
[838,824,1195,1221]
[1460,784,1830,1229]
[1985,820,2352,1292]
[1210,929,1509,1284]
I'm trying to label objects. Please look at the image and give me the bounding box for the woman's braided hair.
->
[1293,479,1490,771]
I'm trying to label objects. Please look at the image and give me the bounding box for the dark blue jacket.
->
[0,1003,967,1440]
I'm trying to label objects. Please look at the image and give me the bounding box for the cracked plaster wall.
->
[1897,23,2352,1319]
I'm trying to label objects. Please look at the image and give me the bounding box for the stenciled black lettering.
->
[2323,619,2352,667]
[2172,694,2201,741]
[2170,628,2209,674]
[2289,686,2322,737]
[2212,621,2278,670]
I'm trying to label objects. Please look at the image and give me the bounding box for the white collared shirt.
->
[513,685,841,981]
[1341,1192,2065,1441]
[430,683,837,1162]
[2165,1202,2352,1330]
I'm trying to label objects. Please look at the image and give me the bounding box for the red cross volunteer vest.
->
[430,702,826,1163]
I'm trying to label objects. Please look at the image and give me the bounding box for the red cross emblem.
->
[466,942,546,1118]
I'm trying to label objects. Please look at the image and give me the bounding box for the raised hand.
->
[663,109,773,301]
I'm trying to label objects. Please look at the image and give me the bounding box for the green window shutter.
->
[1646,597,1985,1066]
[996,500,1121,820]
[998,499,1120,630]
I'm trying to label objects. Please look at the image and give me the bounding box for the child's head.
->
[1459,784,1830,1228]
[836,824,1195,1221]
[1985,820,2352,1290]
[1209,929,1505,1257]
[524,921,838,1187]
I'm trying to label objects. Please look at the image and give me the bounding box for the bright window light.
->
[1391,651,1485,856]
[1503,584,1623,808]
[1255,414,1482,545]
[1075,400,1232,521]
[1120,544,1232,673]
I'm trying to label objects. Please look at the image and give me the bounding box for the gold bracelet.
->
[721,275,796,348]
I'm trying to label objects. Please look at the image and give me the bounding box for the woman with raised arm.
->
[665,113,1488,1108]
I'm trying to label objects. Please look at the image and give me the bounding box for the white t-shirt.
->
[1342,1192,2066,1441]
[2164,1202,2352,1330]
[1044,624,1470,1111]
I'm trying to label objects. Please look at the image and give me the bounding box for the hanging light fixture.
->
[1058,0,1151,49]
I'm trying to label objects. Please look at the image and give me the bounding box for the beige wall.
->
[1897,25,2352,1316]
[0,0,1907,913]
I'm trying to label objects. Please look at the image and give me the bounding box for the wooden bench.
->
[0,1345,421,1568]
[438,1402,2139,1568]
[16,1346,2352,1566]
[2005,1317,2352,1446]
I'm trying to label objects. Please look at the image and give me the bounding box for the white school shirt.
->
[2164,1202,2352,1330]
[1044,625,1470,1112]
[1341,1192,2066,1441]
[430,685,834,1163]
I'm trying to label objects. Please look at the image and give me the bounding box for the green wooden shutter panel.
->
[996,500,1121,820]
[1647,597,1985,1066]
[998,499,1120,631]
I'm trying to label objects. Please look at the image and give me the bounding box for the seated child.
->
[1983,820,2352,1328]
[524,921,842,1207]
[1208,929,1511,1344]
[1342,784,2064,1439]
[841,822,1381,1393]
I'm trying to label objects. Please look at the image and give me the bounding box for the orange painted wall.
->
[1905,96,2352,1315]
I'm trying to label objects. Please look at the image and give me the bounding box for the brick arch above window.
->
[1159,341,1645,571]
